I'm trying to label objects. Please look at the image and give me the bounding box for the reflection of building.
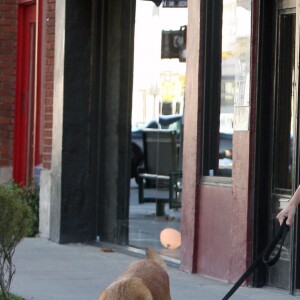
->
[0,0,299,294]
[131,2,187,126]
[160,72,185,115]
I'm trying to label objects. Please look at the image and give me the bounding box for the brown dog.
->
[99,248,171,300]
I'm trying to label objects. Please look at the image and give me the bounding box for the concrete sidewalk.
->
[10,237,299,300]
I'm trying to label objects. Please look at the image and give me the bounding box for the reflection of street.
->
[129,179,181,260]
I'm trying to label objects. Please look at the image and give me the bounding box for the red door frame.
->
[13,0,42,185]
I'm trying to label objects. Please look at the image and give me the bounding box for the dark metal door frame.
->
[267,4,296,290]
[253,0,300,293]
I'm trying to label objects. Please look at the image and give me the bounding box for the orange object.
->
[160,228,181,249]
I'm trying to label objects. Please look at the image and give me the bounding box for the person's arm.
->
[276,185,300,226]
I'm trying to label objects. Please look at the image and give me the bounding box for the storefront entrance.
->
[256,0,300,292]
[267,0,296,290]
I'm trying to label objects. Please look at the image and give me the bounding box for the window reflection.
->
[274,13,295,190]
[218,0,251,177]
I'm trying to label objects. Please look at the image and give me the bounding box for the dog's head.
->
[99,249,171,300]
[99,276,153,300]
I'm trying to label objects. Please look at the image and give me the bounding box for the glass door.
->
[267,1,296,289]
[129,2,187,260]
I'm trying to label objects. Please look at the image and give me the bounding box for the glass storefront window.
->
[129,1,187,261]
[203,0,251,178]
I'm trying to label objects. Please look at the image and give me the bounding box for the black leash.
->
[221,219,290,300]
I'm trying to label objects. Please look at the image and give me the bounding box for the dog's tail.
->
[146,248,168,272]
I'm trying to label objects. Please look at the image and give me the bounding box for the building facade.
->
[1,0,300,294]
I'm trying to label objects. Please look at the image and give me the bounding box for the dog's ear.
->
[98,289,107,300]
[145,248,168,272]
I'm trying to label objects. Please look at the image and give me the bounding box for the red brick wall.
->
[42,0,55,169]
[0,0,18,169]
[0,0,55,173]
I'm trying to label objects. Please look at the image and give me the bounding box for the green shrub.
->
[0,293,24,299]
[0,182,32,300]
[2,182,39,237]
[20,184,39,237]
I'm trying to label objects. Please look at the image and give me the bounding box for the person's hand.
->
[276,203,297,226]
[277,186,300,226]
